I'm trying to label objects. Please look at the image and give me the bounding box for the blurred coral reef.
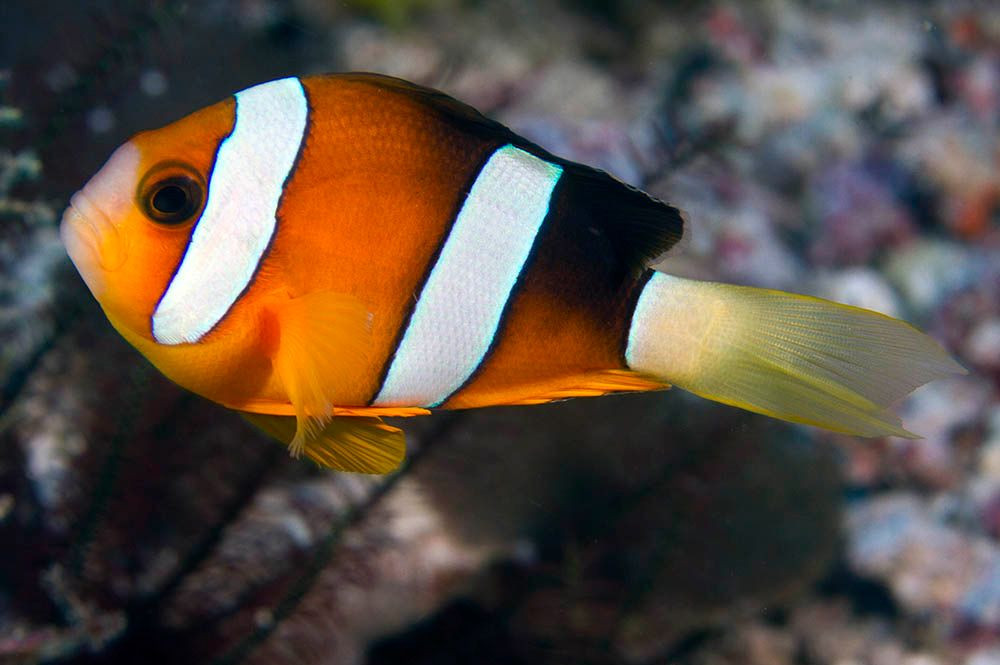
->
[1,0,998,663]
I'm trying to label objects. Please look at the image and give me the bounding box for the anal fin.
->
[446,369,666,409]
[334,406,431,418]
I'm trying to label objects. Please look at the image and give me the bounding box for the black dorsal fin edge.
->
[560,162,685,274]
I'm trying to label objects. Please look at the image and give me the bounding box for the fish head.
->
[61,98,235,341]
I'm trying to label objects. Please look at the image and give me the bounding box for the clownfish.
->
[61,73,964,474]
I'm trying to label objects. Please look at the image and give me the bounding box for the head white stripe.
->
[374,145,563,407]
[152,77,308,344]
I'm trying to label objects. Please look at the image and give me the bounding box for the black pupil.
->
[152,184,189,215]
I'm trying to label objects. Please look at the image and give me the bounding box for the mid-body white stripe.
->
[152,77,308,344]
[374,145,563,407]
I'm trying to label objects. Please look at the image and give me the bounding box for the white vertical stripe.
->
[152,77,308,344]
[374,145,563,407]
[625,271,670,370]
[629,271,807,382]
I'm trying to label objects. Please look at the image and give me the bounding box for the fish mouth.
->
[61,189,128,297]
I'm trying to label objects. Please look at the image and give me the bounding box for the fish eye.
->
[138,162,205,225]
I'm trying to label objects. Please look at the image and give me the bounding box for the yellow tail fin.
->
[625,273,966,437]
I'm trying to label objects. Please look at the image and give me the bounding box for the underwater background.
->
[1,0,999,663]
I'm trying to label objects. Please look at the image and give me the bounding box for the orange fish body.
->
[62,74,963,473]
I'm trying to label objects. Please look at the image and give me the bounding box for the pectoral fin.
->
[263,291,372,455]
[242,412,405,474]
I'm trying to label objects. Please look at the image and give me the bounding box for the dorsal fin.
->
[332,72,517,141]
[559,163,684,276]
[330,72,685,274]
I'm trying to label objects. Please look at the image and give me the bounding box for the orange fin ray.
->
[448,369,667,409]
[333,405,431,417]
[241,412,405,474]
[265,291,372,455]
[500,370,667,405]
